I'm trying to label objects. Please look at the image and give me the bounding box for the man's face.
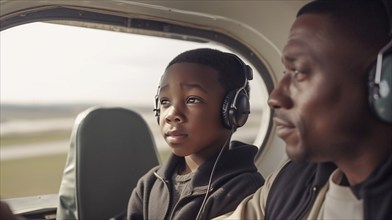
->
[268,14,374,162]
[158,63,229,159]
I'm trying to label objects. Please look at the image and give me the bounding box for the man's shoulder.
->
[273,160,336,187]
[264,160,336,219]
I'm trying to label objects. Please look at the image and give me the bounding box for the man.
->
[216,0,392,219]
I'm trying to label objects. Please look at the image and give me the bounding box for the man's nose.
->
[268,74,293,109]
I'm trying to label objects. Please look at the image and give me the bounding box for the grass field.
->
[0,154,67,199]
[1,131,71,146]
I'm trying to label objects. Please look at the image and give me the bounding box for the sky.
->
[0,22,264,107]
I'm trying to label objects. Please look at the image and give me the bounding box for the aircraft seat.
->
[56,106,160,220]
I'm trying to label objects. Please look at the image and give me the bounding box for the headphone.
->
[368,0,392,124]
[153,54,253,130]
[221,54,253,131]
[153,87,161,124]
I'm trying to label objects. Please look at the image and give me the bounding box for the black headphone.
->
[153,54,253,130]
[368,0,392,124]
[221,54,253,131]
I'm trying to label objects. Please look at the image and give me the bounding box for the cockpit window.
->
[0,22,268,198]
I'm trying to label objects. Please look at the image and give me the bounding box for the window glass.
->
[0,22,267,198]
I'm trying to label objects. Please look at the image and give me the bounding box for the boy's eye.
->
[160,99,170,107]
[186,97,202,104]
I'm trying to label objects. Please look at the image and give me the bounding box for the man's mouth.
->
[273,117,295,138]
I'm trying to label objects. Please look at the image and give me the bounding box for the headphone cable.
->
[194,129,234,220]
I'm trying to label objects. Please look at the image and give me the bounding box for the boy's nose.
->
[165,106,184,124]
[268,74,293,109]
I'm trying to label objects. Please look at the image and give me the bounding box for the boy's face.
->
[158,63,230,159]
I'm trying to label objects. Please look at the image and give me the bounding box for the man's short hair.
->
[297,0,390,51]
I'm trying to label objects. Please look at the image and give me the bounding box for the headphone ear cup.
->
[222,91,235,129]
[221,90,250,129]
[369,53,392,123]
[233,90,251,127]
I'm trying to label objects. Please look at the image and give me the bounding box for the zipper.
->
[298,185,319,219]
[169,194,205,219]
[168,187,213,219]
[154,172,172,220]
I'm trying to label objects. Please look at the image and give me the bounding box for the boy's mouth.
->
[165,130,188,144]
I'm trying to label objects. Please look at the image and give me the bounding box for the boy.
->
[126,48,264,220]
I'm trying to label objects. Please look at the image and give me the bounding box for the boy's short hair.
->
[166,48,250,96]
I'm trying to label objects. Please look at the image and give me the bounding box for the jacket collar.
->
[155,141,259,189]
[353,154,392,198]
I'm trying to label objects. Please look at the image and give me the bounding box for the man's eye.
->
[187,97,202,104]
[294,70,307,81]
[288,69,306,81]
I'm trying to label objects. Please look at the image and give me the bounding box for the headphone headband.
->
[230,71,250,110]
[375,40,392,85]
